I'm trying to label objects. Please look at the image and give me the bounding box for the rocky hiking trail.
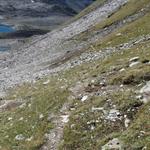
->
[40,103,70,150]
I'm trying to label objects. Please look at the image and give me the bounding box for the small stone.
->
[92,107,104,111]
[19,103,26,108]
[119,68,125,72]
[8,117,12,121]
[81,95,88,102]
[91,125,95,130]
[19,117,24,121]
[61,115,69,123]
[28,103,31,107]
[43,80,50,85]
[39,114,44,119]
[136,95,143,100]
[105,109,121,121]
[120,84,124,87]
[129,57,139,62]
[116,33,122,36]
[140,81,150,103]
[102,138,123,150]
[26,136,33,142]
[91,80,95,83]
[129,61,140,67]
[15,134,25,141]
[124,118,130,128]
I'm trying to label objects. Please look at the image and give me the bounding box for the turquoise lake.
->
[0,24,14,51]
[0,24,14,33]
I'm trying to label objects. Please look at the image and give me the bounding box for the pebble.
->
[124,118,130,128]
[105,109,121,121]
[129,61,140,67]
[92,107,104,111]
[102,138,123,150]
[81,95,88,102]
[19,117,24,121]
[8,117,13,121]
[129,56,139,62]
[43,80,50,85]
[140,81,150,103]
[15,134,25,141]
[61,115,69,123]
[119,68,125,72]
[26,136,33,142]
[39,114,44,119]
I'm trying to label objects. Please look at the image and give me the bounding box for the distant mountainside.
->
[0,0,95,18]
[0,0,95,39]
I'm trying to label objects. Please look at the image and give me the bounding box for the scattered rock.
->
[19,103,26,108]
[129,57,139,62]
[39,114,44,119]
[15,134,25,141]
[129,61,140,67]
[119,68,125,72]
[69,82,87,98]
[91,107,104,111]
[8,117,13,121]
[105,109,121,121]
[102,138,123,150]
[124,115,130,128]
[140,81,150,103]
[116,33,122,36]
[43,80,50,85]
[19,117,24,121]
[81,95,88,102]
[136,95,143,100]
[26,136,33,142]
[61,115,69,123]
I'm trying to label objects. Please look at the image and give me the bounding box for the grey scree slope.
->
[0,0,128,93]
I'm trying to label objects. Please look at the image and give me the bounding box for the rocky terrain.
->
[0,0,94,52]
[0,0,150,150]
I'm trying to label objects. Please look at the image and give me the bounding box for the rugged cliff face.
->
[0,0,150,150]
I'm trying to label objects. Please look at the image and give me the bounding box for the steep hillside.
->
[0,0,150,150]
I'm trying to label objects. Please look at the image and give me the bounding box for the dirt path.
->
[40,103,70,150]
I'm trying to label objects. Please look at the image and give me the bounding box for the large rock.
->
[140,81,150,103]
[102,138,123,150]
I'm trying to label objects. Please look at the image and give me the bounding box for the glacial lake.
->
[0,24,14,33]
[0,46,10,52]
[0,24,14,51]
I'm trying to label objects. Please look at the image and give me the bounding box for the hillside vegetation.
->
[0,0,150,150]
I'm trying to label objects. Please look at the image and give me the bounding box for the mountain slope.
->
[0,0,150,150]
[0,0,94,17]
[0,0,95,32]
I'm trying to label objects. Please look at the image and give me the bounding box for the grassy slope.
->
[0,0,150,149]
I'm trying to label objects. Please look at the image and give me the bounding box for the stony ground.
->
[0,0,127,94]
